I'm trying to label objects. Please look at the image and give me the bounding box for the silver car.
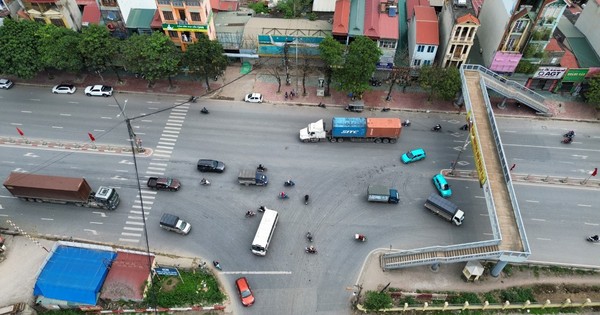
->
[0,79,14,89]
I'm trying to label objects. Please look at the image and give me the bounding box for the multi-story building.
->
[408,5,438,68]
[155,0,216,51]
[521,0,567,65]
[437,0,480,68]
[574,0,600,54]
[19,0,82,31]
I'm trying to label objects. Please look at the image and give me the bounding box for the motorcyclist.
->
[591,235,599,242]
[280,192,287,199]
[307,245,316,253]
[306,232,313,242]
[434,124,442,131]
[246,210,255,216]
[304,194,309,204]
[566,130,575,138]
[200,178,210,185]
[285,179,295,186]
[201,107,209,114]
[258,164,266,171]
[258,205,266,212]
[358,234,365,241]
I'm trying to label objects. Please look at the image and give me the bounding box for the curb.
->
[96,305,225,313]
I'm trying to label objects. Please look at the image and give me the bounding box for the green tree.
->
[335,36,382,97]
[0,20,43,79]
[318,36,344,96]
[418,65,437,101]
[78,24,117,76]
[122,32,182,87]
[363,291,393,311]
[275,0,311,18]
[38,24,83,76]
[418,66,461,102]
[181,34,228,91]
[585,75,600,108]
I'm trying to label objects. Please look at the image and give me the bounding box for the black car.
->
[197,159,225,173]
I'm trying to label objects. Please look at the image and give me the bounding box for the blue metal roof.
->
[34,245,116,305]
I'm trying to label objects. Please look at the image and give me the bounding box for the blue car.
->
[401,148,426,164]
[432,174,452,197]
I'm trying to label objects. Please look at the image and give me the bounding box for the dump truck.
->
[424,193,464,226]
[147,177,181,191]
[159,213,191,235]
[238,169,268,186]
[299,117,401,143]
[367,185,399,204]
[3,172,120,210]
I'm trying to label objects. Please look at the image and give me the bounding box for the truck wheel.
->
[337,138,344,143]
[75,203,82,207]
[374,139,382,143]
[383,139,390,144]
[390,139,397,144]
[302,139,310,143]
[329,138,336,143]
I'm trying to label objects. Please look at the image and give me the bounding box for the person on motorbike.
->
[285,179,295,186]
[280,192,287,199]
[566,130,575,138]
[591,235,599,242]
[258,164,266,171]
[434,124,442,131]
[200,178,210,185]
[307,245,316,253]
[258,205,266,212]
[306,232,313,242]
[357,234,366,241]
[201,107,209,114]
[246,210,255,216]
[304,194,309,204]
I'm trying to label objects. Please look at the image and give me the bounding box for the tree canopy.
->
[0,20,43,79]
[38,24,83,74]
[121,32,182,86]
[418,65,461,102]
[584,75,600,108]
[78,24,117,74]
[318,36,344,96]
[181,34,228,91]
[334,36,382,97]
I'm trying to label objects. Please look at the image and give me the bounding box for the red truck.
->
[3,172,120,210]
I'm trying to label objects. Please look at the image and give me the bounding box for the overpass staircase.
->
[381,244,501,270]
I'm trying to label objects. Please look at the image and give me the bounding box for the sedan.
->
[432,174,452,198]
[0,79,14,89]
[244,93,263,103]
[235,277,255,307]
[197,159,226,173]
[401,148,426,164]
[52,84,77,94]
[84,85,113,97]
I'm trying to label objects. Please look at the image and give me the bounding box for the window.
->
[162,10,174,20]
[417,45,425,52]
[168,31,178,38]
[379,40,396,49]
[427,46,435,53]
[413,59,421,66]
[50,18,65,27]
[178,9,186,21]
[423,60,431,66]
[190,12,201,21]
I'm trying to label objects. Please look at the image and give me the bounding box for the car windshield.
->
[241,289,251,298]
[166,178,173,186]
[406,152,414,158]
[443,184,449,190]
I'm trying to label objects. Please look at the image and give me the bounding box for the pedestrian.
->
[284,92,288,100]
[289,90,294,100]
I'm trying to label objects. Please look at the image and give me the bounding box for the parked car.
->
[52,84,77,94]
[432,174,452,198]
[401,148,426,164]
[235,277,255,307]
[84,85,113,97]
[244,93,263,103]
[0,79,14,89]
[197,159,226,173]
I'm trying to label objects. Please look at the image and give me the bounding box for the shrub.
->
[499,287,536,303]
[363,291,393,311]
[248,1,270,14]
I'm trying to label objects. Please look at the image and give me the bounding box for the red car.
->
[235,277,255,306]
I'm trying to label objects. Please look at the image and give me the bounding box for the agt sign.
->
[533,67,566,79]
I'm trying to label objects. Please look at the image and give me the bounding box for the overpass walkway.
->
[381,65,531,270]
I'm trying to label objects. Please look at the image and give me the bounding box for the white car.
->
[84,85,113,97]
[244,93,263,103]
[0,79,14,89]
[52,84,77,94]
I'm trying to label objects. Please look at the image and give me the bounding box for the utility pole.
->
[449,121,472,176]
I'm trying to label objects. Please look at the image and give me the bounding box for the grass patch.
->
[145,270,225,307]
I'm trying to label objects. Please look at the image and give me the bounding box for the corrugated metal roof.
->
[567,37,600,67]
[313,0,336,12]
[100,251,155,302]
[244,17,332,43]
[333,0,351,35]
[126,8,156,29]
[348,0,365,35]
[414,6,438,45]
[363,0,380,37]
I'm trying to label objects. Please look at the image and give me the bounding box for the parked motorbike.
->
[432,124,442,132]
[369,77,382,87]
[200,178,211,186]
[318,102,327,108]
[213,261,222,270]
[306,232,313,242]
[562,137,573,144]
[257,164,268,172]
[305,246,318,254]
[200,107,209,114]
[401,120,411,127]
[304,194,310,205]
[189,96,198,103]
[354,234,367,242]
[284,180,295,187]
[245,211,256,217]
[381,107,391,112]
[278,192,289,200]
[587,235,600,243]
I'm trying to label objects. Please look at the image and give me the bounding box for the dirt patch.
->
[160,277,180,292]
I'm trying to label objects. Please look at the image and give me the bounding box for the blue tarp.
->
[34,246,117,305]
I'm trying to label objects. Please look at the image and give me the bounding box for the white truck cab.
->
[299,119,327,142]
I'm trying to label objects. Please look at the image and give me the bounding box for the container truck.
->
[238,170,268,186]
[367,185,399,204]
[424,193,464,226]
[299,117,401,143]
[159,213,191,235]
[3,172,120,210]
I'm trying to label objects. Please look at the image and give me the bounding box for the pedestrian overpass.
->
[381,65,545,275]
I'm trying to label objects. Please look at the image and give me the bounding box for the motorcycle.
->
[213,260,222,270]
[305,246,318,254]
[257,205,266,212]
[278,193,289,200]
[432,124,442,132]
[257,164,268,172]
[369,78,382,87]
[306,232,313,242]
[245,211,256,217]
[189,96,198,103]
[381,107,391,112]
[200,178,211,186]
[318,102,326,108]
[200,107,209,114]
[304,194,309,205]
[284,180,295,187]
[354,234,367,242]
[401,120,411,127]
[562,137,573,144]
[586,235,600,243]
[460,124,469,131]
[564,131,575,138]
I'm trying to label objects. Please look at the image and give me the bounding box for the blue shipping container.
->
[331,117,367,138]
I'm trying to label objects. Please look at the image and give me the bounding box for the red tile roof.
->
[560,48,579,68]
[151,10,162,28]
[100,251,154,302]
[545,38,563,52]
[363,0,380,37]
[406,0,430,21]
[456,13,479,25]
[333,0,351,35]
[414,6,438,45]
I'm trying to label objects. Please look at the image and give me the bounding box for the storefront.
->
[526,66,566,91]
[553,68,589,94]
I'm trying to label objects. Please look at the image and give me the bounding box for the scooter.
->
[564,131,575,138]
[381,107,391,112]
[284,180,295,187]
[586,235,600,243]
[304,194,309,205]
[245,211,256,217]
[460,124,469,131]
[318,102,326,108]
[354,234,367,242]
[200,178,211,186]
[305,246,318,254]
[401,120,411,127]
[562,137,572,144]
[257,206,266,212]
[200,107,209,114]
[278,193,289,200]
[432,124,442,132]
[306,232,313,242]
[213,261,222,270]
[189,96,198,103]
[257,165,268,172]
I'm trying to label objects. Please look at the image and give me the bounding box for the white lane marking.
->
[159,138,177,142]
[119,238,140,243]
[125,221,145,226]
[531,218,546,222]
[90,222,103,225]
[153,154,171,158]
[127,215,145,220]
[474,196,485,199]
[111,175,128,181]
[503,130,517,133]
[10,123,22,126]
[84,229,98,235]
[51,126,63,129]
[132,205,142,209]
[221,271,292,275]
[536,237,551,241]
[124,226,144,231]
[149,162,168,166]
[134,200,154,204]
[158,142,175,146]
[577,204,591,207]
[119,160,134,165]
[161,133,179,137]
[60,113,72,116]
[504,143,600,152]
[116,169,129,173]
[21,111,32,113]
[68,101,79,104]
[141,120,153,123]
[163,130,180,134]
[92,211,107,217]
[94,129,105,132]
[572,155,588,159]
[584,222,599,226]
[168,119,185,123]
[148,166,166,170]
[525,200,539,203]
[156,145,174,150]
[41,218,54,221]
[155,150,172,154]
[100,116,113,120]
[164,126,181,130]
[166,123,183,127]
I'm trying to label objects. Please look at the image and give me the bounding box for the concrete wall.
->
[476,0,514,67]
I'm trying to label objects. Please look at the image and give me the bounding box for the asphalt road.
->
[1,88,599,314]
